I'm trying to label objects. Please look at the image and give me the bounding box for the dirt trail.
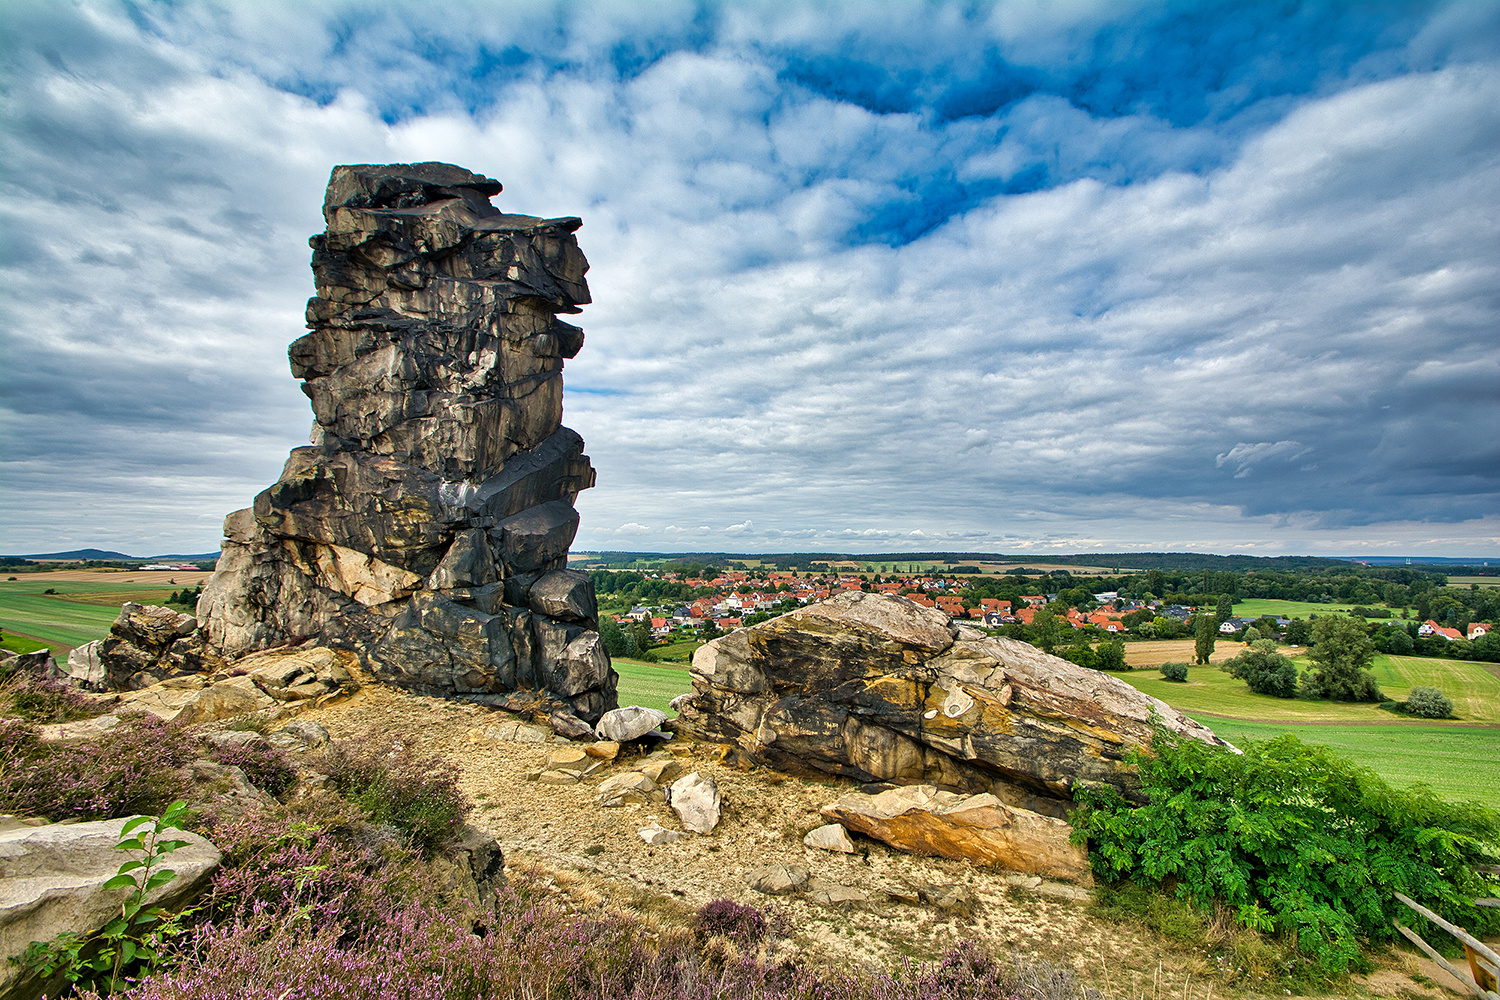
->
[296,683,1467,1000]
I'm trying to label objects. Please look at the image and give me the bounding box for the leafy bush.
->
[1222,639,1298,698]
[1073,729,1500,975]
[0,713,192,820]
[319,734,467,854]
[1158,662,1188,682]
[1402,686,1454,719]
[208,739,296,796]
[0,671,104,723]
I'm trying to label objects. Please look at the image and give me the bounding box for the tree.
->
[1284,618,1312,646]
[1215,594,1234,625]
[599,617,627,657]
[1301,615,1381,701]
[1031,605,1067,654]
[1096,639,1127,671]
[1193,613,1216,665]
[1373,626,1414,654]
[1224,638,1298,697]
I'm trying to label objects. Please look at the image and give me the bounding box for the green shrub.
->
[1073,729,1500,975]
[319,734,467,855]
[1158,661,1189,682]
[1402,686,1454,719]
[1222,639,1298,697]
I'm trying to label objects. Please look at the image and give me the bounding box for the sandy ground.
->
[285,682,1475,1000]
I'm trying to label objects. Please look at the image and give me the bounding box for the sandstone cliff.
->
[197,162,614,725]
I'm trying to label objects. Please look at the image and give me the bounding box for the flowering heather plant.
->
[201,802,421,933]
[318,734,466,854]
[0,712,191,820]
[0,670,104,723]
[695,898,768,943]
[208,739,296,796]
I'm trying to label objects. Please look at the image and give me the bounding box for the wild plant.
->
[18,800,193,994]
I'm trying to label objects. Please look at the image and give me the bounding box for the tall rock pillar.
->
[198,162,615,725]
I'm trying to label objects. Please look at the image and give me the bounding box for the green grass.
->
[1,632,54,655]
[1199,719,1500,808]
[613,657,694,714]
[649,639,704,663]
[1445,576,1500,588]
[0,579,156,650]
[1231,598,1397,619]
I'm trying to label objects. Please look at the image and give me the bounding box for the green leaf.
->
[120,816,151,836]
[115,859,145,874]
[155,839,190,854]
[120,940,137,965]
[101,874,137,891]
[143,869,178,891]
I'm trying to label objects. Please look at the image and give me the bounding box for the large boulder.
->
[674,591,1229,817]
[94,603,225,691]
[193,162,616,722]
[822,784,1091,882]
[0,818,221,1000]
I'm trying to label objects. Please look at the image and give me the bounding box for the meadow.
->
[1116,642,1500,806]
[1231,597,1385,618]
[611,657,693,714]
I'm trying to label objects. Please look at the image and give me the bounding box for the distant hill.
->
[1,549,219,562]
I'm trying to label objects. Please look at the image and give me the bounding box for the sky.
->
[1,1,1497,559]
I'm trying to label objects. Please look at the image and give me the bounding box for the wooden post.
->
[1393,893,1500,1000]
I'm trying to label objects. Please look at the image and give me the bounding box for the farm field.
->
[0,578,180,652]
[1118,648,1500,724]
[1445,575,1500,588]
[612,657,693,714]
[1231,597,1389,618]
[1199,719,1500,808]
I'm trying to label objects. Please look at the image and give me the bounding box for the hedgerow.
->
[1072,729,1500,975]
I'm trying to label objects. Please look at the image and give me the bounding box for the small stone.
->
[511,726,549,744]
[914,881,975,913]
[597,771,656,807]
[547,747,590,772]
[668,772,721,834]
[745,864,810,895]
[537,769,579,785]
[595,706,669,742]
[638,825,683,846]
[636,758,682,785]
[805,880,870,906]
[585,740,620,760]
[803,823,856,853]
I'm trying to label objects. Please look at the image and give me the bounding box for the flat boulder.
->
[822,784,1091,883]
[667,772,721,834]
[0,817,221,1000]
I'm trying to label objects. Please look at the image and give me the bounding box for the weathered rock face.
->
[674,591,1229,817]
[196,162,615,725]
[96,603,224,690]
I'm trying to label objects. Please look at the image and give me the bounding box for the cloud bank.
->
[1,1,1496,557]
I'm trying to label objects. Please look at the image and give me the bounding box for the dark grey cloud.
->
[1,1,1496,557]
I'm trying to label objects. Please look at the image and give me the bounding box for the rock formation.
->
[674,591,1229,819]
[195,162,615,726]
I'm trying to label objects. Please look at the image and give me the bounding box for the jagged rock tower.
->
[198,162,615,728]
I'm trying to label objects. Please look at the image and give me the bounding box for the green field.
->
[1119,651,1500,724]
[1118,651,1500,808]
[0,579,165,651]
[1198,719,1500,808]
[1231,598,1393,618]
[613,658,694,714]
[1446,575,1500,588]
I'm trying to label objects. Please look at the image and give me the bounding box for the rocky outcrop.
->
[195,162,615,726]
[92,603,224,691]
[674,592,1229,818]
[0,818,221,1000]
[822,784,1090,882]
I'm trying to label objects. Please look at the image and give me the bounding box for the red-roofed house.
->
[1468,622,1491,640]
[1419,620,1463,641]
